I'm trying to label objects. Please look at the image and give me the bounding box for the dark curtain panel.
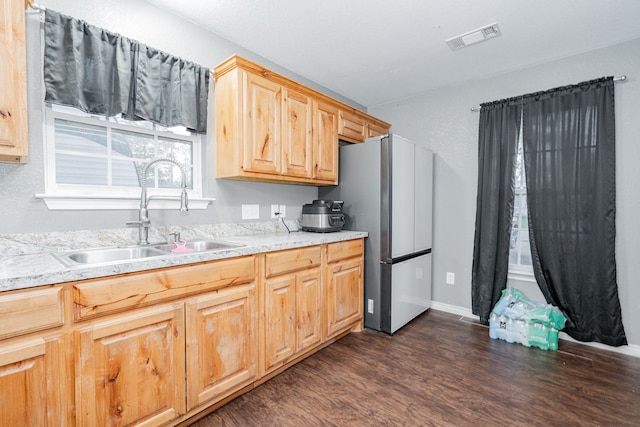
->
[134,46,209,133]
[43,9,209,134]
[522,77,627,346]
[43,9,133,117]
[472,100,522,323]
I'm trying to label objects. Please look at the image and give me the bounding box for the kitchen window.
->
[38,104,208,210]
[37,9,210,210]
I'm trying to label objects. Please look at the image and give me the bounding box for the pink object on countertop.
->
[170,241,194,253]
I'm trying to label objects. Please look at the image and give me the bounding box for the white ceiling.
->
[146,0,640,107]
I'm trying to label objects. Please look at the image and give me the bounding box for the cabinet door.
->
[0,334,69,426]
[76,303,185,427]
[0,0,28,162]
[243,72,281,175]
[282,87,313,178]
[186,284,257,410]
[296,268,322,352]
[326,257,364,339]
[264,275,296,372]
[313,100,339,183]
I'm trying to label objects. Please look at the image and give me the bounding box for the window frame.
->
[37,104,212,210]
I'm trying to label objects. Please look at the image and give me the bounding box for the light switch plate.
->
[242,204,260,220]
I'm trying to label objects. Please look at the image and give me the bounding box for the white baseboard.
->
[557,332,640,358]
[430,301,640,359]
[430,301,476,319]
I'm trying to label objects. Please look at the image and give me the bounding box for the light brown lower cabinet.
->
[296,269,323,351]
[0,285,71,426]
[76,303,186,427]
[0,334,70,425]
[186,284,258,410]
[263,245,323,375]
[0,239,364,426]
[325,239,365,339]
[264,274,298,371]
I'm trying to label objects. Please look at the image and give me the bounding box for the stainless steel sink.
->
[54,239,243,266]
[153,239,243,253]
[56,246,169,266]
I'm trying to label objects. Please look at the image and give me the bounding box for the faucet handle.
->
[127,219,150,227]
[169,232,181,243]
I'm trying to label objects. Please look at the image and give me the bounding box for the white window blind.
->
[38,104,211,210]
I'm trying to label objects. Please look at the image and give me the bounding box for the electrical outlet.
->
[416,267,423,279]
[367,299,374,314]
[242,204,260,220]
[446,272,455,285]
[271,204,286,218]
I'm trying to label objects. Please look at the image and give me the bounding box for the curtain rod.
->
[470,75,627,112]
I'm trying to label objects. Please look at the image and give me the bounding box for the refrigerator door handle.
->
[388,248,431,264]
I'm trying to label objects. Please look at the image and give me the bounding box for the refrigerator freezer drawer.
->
[389,253,432,333]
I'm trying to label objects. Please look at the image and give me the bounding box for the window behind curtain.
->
[509,132,533,276]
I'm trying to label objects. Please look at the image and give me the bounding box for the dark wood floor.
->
[190,310,640,427]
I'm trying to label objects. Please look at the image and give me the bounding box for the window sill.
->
[507,269,536,283]
[35,194,215,210]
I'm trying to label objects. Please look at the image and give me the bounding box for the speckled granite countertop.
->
[0,221,367,292]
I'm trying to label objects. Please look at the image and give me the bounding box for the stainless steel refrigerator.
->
[320,134,433,334]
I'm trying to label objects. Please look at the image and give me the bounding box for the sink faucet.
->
[127,158,189,245]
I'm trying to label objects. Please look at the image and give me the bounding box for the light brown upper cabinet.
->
[213,55,390,185]
[0,0,29,163]
[338,109,367,143]
[312,99,339,182]
[338,107,390,144]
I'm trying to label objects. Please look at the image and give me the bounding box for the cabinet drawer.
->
[327,239,364,264]
[265,246,321,277]
[74,256,255,321]
[338,110,366,143]
[0,287,64,340]
[367,121,390,138]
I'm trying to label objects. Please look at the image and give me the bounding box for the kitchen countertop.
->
[0,221,367,293]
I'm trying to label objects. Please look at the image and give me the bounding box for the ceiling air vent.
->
[446,22,502,51]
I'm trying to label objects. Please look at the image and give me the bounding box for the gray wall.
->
[3,0,637,347]
[369,38,640,347]
[0,0,366,234]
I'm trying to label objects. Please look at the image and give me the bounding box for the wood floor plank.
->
[189,310,640,426]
